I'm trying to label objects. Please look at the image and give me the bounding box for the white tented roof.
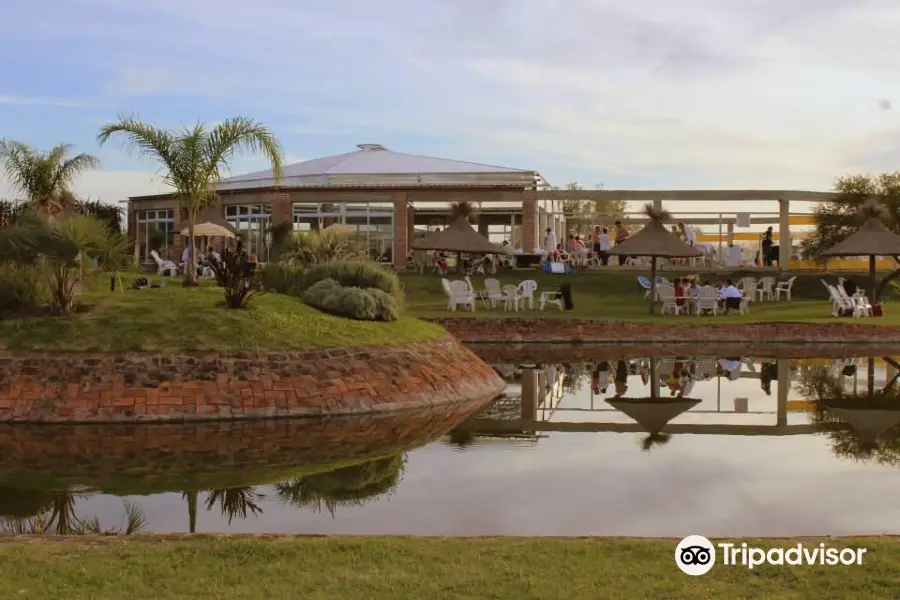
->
[217,144,539,190]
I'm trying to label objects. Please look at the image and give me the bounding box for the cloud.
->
[5,0,900,207]
[0,170,171,204]
[0,95,108,109]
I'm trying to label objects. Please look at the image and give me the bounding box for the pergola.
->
[535,189,840,270]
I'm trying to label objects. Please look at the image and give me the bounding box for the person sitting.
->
[674,278,686,310]
[719,279,742,313]
[842,278,858,297]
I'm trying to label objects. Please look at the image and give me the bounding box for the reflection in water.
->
[5,357,900,536]
[276,454,405,516]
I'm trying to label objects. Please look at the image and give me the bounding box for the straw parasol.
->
[411,201,511,256]
[819,201,900,300]
[607,204,703,313]
[179,207,238,239]
[607,397,701,451]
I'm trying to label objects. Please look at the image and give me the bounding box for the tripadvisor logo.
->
[675,535,867,575]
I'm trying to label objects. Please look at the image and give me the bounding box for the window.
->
[225,204,272,262]
[292,201,395,262]
[135,209,176,263]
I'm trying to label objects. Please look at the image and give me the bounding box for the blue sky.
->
[1,0,899,213]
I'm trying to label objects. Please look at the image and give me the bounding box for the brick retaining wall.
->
[0,401,486,493]
[469,343,900,363]
[430,319,900,345]
[0,336,503,423]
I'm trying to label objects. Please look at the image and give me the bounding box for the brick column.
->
[522,189,538,251]
[393,191,409,270]
[270,192,292,225]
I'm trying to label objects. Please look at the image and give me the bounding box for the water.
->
[3,351,900,537]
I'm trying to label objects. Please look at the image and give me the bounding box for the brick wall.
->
[521,189,537,250]
[0,400,488,491]
[428,318,900,345]
[0,337,503,423]
[467,342,900,364]
[393,191,409,270]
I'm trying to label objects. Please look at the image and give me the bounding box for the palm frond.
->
[642,202,671,223]
[202,117,285,183]
[97,114,179,186]
[859,199,888,222]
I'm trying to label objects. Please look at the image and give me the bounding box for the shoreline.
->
[430,318,900,344]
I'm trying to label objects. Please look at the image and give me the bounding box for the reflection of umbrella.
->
[824,408,900,445]
[411,202,510,255]
[819,201,900,300]
[178,207,238,238]
[607,204,702,314]
[607,398,701,433]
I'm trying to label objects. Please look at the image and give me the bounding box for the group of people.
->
[670,278,744,314]
[543,221,632,265]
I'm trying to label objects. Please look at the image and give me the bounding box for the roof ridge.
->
[385,148,531,172]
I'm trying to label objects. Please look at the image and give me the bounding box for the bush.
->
[208,247,265,309]
[301,261,403,303]
[259,263,303,295]
[302,278,399,321]
[0,264,49,313]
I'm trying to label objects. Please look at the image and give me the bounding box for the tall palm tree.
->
[97,115,285,285]
[0,490,146,535]
[182,490,199,533]
[205,487,264,524]
[0,141,100,216]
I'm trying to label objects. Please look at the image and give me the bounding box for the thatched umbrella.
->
[607,397,701,451]
[607,204,703,313]
[178,206,238,239]
[411,202,511,256]
[819,201,900,301]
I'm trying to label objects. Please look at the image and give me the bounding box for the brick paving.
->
[0,336,503,423]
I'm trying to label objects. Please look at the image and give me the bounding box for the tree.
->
[803,172,900,300]
[97,115,285,286]
[554,182,627,235]
[0,141,100,216]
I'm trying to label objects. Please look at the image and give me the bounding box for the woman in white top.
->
[594,227,612,266]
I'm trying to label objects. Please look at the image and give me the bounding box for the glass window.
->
[225,203,272,262]
[135,208,177,263]
[290,201,395,263]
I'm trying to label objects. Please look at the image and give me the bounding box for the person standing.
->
[596,226,611,266]
[614,220,630,265]
[544,227,557,256]
[762,226,774,266]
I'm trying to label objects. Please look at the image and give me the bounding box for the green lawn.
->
[0,283,445,352]
[401,270,900,324]
[0,536,895,599]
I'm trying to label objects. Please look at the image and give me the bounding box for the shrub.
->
[282,228,368,267]
[367,288,401,321]
[208,247,265,309]
[302,278,399,322]
[0,264,49,313]
[259,263,303,295]
[301,261,403,303]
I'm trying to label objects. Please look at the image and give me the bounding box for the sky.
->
[1,0,899,217]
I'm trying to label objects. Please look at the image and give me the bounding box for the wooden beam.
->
[537,190,840,202]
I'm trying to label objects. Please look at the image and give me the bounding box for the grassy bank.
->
[0,285,445,352]
[401,270,900,324]
[0,536,895,599]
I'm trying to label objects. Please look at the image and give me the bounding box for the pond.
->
[2,351,900,537]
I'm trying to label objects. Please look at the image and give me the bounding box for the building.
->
[126,144,564,269]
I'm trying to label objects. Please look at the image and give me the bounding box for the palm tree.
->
[0,490,146,535]
[0,141,100,216]
[205,487,264,524]
[182,490,199,533]
[97,115,285,285]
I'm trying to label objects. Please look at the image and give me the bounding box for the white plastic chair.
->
[775,276,796,301]
[827,285,858,317]
[496,284,519,312]
[446,280,476,312]
[484,279,505,309]
[695,286,719,315]
[517,280,538,310]
[657,285,683,315]
[755,277,775,302]
[150,250,178,277]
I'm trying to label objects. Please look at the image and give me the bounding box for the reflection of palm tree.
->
[182,491,199,533]
[205,487,264,524]
[640,433,672,452]
[276,454,405,517]
[0,490,146,535]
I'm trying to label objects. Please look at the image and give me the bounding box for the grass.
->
[0,536,897,599]
[401,270,900,324]
[0,279,445,352]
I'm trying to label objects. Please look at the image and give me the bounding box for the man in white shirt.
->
[544,228,557,255]
[719,279,742,313]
